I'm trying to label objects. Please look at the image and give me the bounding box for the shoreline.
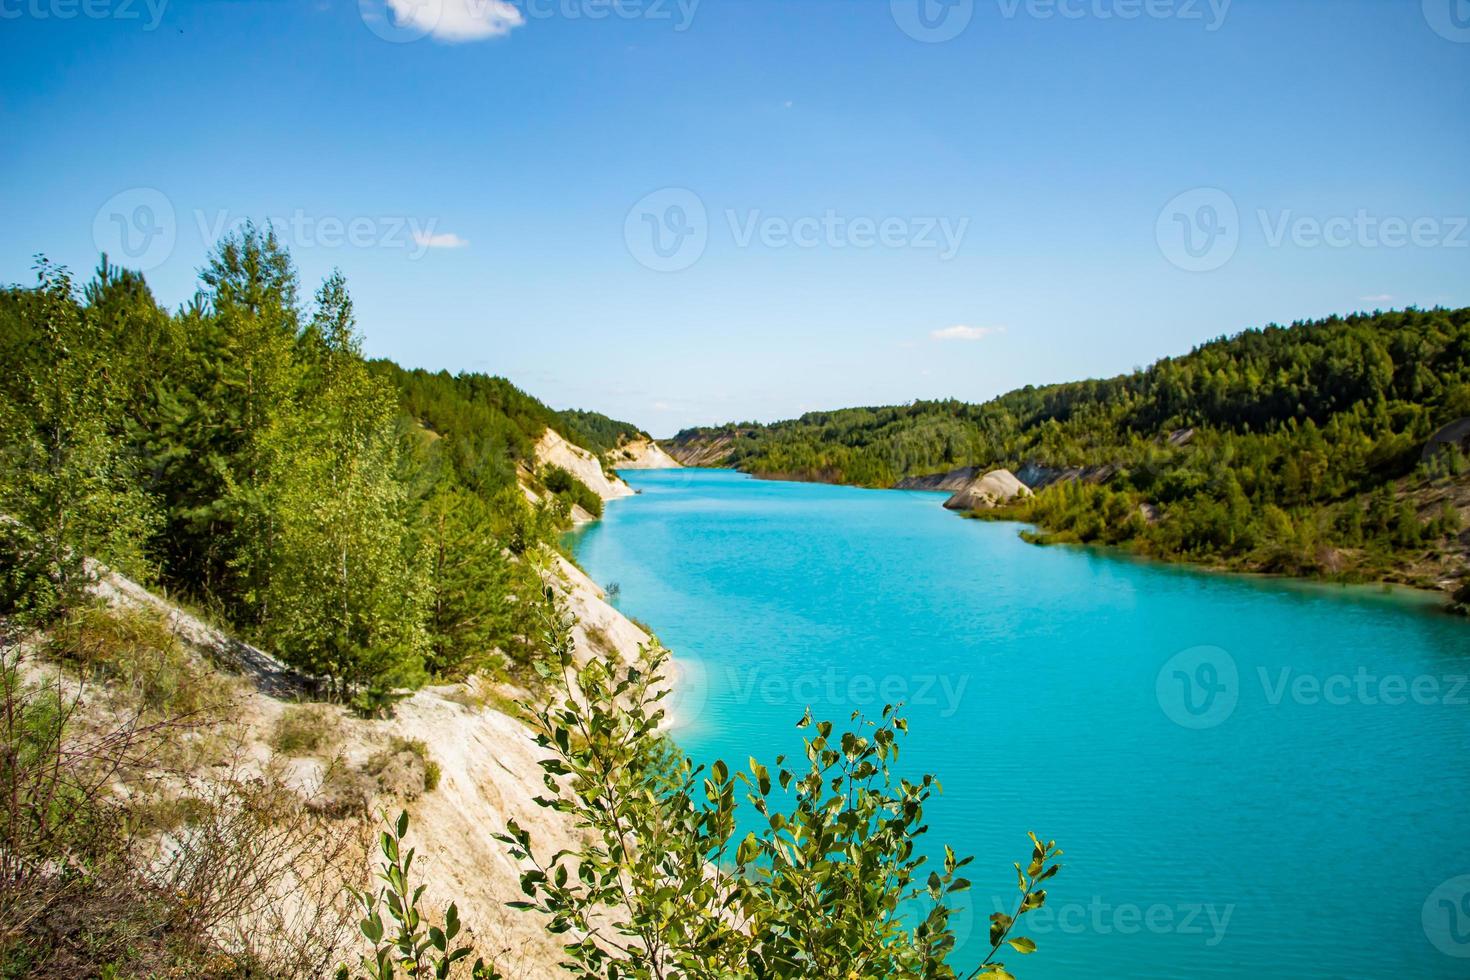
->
[992,520,1461,616]
[644,462,1465,617]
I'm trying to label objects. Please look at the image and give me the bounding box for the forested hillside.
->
[669,309,1470,598]
[555,408,648,458]
[0,226,632,701]
[0,233,1060,980]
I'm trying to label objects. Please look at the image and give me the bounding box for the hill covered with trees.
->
[668,309,1470,600]
[0,226,634,702]
[0,233,1062,979]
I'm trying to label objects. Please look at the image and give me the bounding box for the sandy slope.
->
[609,438,683,470]
[535,428,635,501]
[86,544,657,979]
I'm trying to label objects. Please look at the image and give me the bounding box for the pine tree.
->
[196,223,302,621]
[421,485,531,679]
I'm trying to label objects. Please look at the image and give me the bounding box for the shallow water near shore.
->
[569,468,1470,978]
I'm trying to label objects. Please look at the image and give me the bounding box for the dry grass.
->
[270,702,343,756]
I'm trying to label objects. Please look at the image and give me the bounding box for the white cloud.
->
[1360,293,1393,304]
[413,231,470,249]
[931,324,1004,342]
[385,0,524,42]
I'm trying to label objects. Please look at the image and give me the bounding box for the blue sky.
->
[2,0,1468,436]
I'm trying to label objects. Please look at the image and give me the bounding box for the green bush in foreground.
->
[338,810,499,980]
[495,587,1061,979]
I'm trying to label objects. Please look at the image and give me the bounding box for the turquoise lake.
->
[569,468,1470,978]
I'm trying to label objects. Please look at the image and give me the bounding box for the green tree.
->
[197,223,303,622]
[421,485,537,678]
[262,271,427,696]
[0,261,157,622]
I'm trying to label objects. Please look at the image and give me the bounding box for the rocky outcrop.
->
[894,466,980,492]
[1014,461,1118,491]
[535,428,634,501]
[903,460,1120,498]
[661,430,751,468]
[610,438,682,470]
[1424,417,1470,462]
[943,469,1033,511]
[1165,427,1196,448]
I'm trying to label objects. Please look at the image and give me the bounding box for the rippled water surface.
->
[570,469,1470,978]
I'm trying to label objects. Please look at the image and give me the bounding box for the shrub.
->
[497,587,1063,979]
[311,761,375,819]
[541,465,603,519]
[336,810,501,980]
[270,704,342,756]
[349,686,409,720]
[364,736,439,797]
[46,603,233,719]
[0,644,363,978]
